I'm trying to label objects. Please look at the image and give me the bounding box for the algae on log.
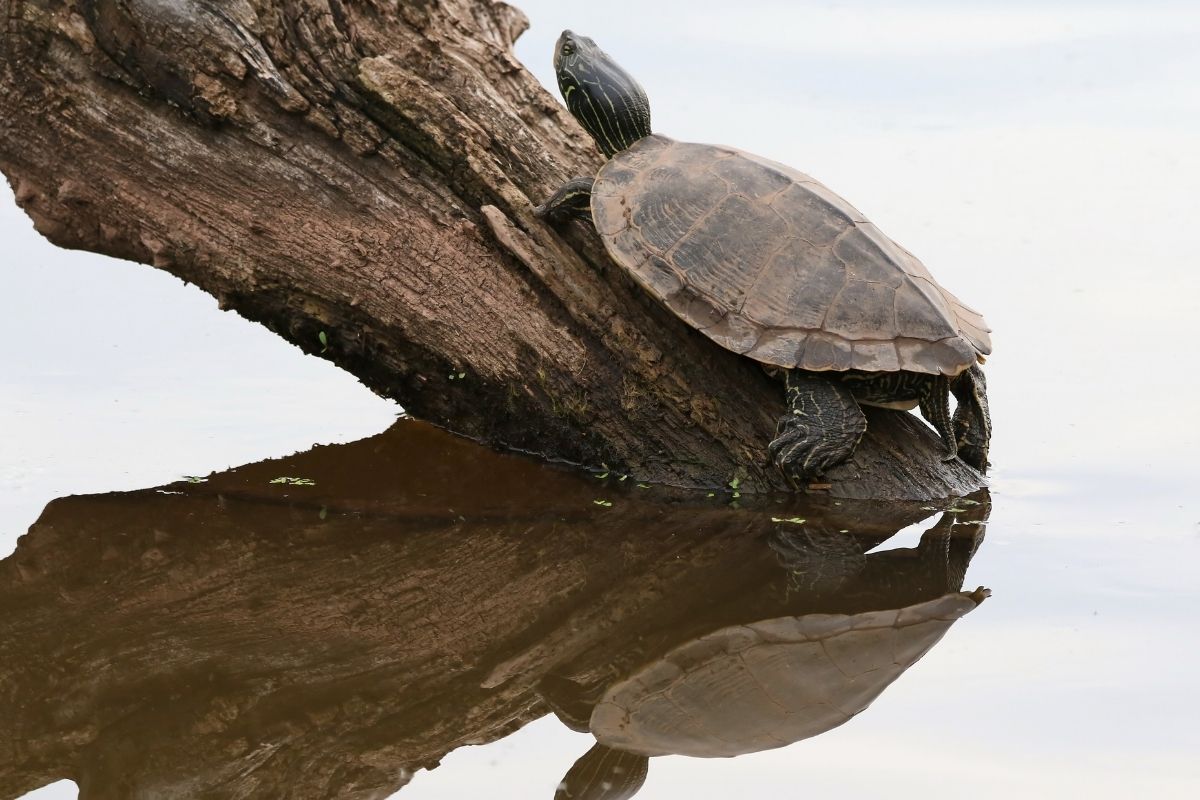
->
[0,0,986,498]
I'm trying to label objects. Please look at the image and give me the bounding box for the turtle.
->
[546,588,990,799]
[534,32,993,481]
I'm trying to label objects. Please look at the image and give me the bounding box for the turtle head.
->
[554,31,652,158]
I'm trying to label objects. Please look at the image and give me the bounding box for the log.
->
[0,0,986,498]
[0,421,991,799]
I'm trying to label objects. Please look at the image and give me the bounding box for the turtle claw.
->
[769,415,843,483]
[952,411,990,472]
[768,418,811,476]
[956,443,989,473]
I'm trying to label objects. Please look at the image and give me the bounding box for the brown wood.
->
[0,0,986,498]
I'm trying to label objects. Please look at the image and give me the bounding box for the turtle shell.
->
[587,589,986,758]
[592,135,991,375]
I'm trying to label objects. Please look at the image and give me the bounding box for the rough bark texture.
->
[0,0,986,498]
[0,421,991,799]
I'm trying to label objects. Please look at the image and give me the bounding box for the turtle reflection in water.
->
[536,32,993,481]
[542,509,989,799]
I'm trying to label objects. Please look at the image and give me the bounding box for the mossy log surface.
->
[0,0,986,498]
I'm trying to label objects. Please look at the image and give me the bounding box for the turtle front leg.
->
[918,374,958,462]
[951,365,992,472]
[533,176,595,224]
[769,370,867,484]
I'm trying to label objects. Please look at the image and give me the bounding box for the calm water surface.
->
[3,1,1199,798]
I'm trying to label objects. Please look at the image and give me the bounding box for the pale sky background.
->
[5,1,1200,798]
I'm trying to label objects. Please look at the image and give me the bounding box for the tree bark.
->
[0,0,985,498]
[0,421,990,799]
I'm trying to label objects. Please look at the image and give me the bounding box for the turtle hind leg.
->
[843,370,956,462]
[918,374,958,462]
[769,370,867,485]
[533,176,595,224]
[951,365,992,472]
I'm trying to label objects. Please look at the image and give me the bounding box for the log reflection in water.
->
[0,420,989,800]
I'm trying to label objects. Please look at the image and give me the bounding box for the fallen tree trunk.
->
[0,0,985,498]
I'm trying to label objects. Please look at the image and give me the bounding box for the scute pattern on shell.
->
[588,591,981,758]
[592,135,991,375]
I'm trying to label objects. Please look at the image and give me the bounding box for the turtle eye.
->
[562,42,575,56]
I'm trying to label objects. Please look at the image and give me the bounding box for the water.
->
[1,423,1195,799]
[1,421,997,797]
[2,1,1199,797]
